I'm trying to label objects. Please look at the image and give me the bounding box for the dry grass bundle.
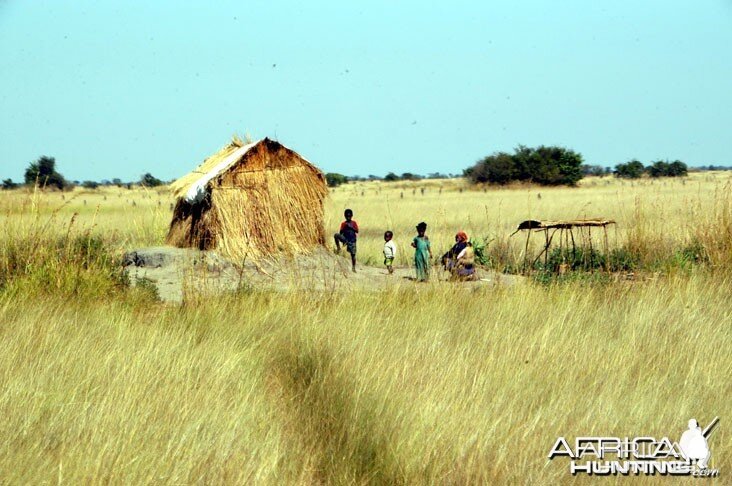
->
[166,138,327,261]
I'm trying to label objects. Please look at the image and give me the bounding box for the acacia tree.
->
[24,156,67,189]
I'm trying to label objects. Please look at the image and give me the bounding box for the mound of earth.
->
[122,246,521,303]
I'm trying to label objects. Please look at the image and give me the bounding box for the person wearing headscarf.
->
[442,231,469,271]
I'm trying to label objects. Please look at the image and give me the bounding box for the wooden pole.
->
[532,228,557,269]
[588,227,594,271]
[603,225,610,273]
[523,229,531,273]
[570,228,576,260]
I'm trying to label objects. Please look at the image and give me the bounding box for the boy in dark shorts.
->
[383,230,396,274]
[334,208,359,272]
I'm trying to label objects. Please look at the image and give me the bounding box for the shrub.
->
[647,160,688,178]
[140,173,164,187]
[325,173,348,187]
[24,156,67,189]
[468,237,491,266]
[614,160,645,179]
[2,178,18,190]
[466,145,583,186]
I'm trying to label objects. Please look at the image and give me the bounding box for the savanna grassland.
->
[1,173,731,484]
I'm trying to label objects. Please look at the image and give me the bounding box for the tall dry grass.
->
[1,276,729,483]
[0,173,731,483]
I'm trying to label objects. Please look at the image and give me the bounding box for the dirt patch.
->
[123,246,523,303]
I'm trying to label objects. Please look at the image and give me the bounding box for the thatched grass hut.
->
[166,137,327,260]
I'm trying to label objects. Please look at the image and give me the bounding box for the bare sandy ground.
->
[123,246,523,303]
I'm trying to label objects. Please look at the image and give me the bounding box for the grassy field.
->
[1,174,731,483]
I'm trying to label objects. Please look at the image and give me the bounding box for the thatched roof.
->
[516,219,616,231]
[169,137,322,203]
[166,136,327,260]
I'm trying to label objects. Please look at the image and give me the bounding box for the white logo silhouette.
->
[679,417,718,469]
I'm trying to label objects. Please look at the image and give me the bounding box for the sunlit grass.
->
[0,173,730,483]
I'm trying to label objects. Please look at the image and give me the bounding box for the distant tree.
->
[514,145,584,185]
[367,174,380,181]
[400,172,422,181]
[647,160,670,178]
[2,178,18,190]
[467,145,583,186]
[469,152,516,184]
[82,180,99,189]
[24,156,67,189]
[325,172,348,187]
[112,178,123,187]
[614,160,645,179]
[100,179,111,186]
[384,172,399,182]
[667,160,688,177]
[140,173,164,187]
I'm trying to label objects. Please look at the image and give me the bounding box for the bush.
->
[468,237,491,266]
[24,156,67,189]
[140,173,164,187]
[647,160,670,178]
[667,160,688,177]
[2,178,18,190]
[82,180,100,189]
[469,152,516,184]
[325,173,348,187]
[0,232,128,296]
[647,160,688,178]
[466,145,583,186]
[614,160,645,179]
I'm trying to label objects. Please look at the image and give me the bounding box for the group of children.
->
[334,209,475,281]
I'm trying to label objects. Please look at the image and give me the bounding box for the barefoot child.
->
[411,222,432,281]
[383,231,396,274]
[334,208,359,272]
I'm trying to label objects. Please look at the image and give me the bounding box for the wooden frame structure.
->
[511,219,616,272]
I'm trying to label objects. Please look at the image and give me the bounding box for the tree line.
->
[464,146,695,186]
[613,159,688,179]
[2,156,168,190]
[327,147,715,188]
[2,152,721,191]
[325,171,455,187]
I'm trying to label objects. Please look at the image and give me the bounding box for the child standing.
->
[383,231,396,274]
[411,222,432,282]
[334,208,359,272]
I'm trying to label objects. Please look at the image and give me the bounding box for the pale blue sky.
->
[1,1,731,182]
